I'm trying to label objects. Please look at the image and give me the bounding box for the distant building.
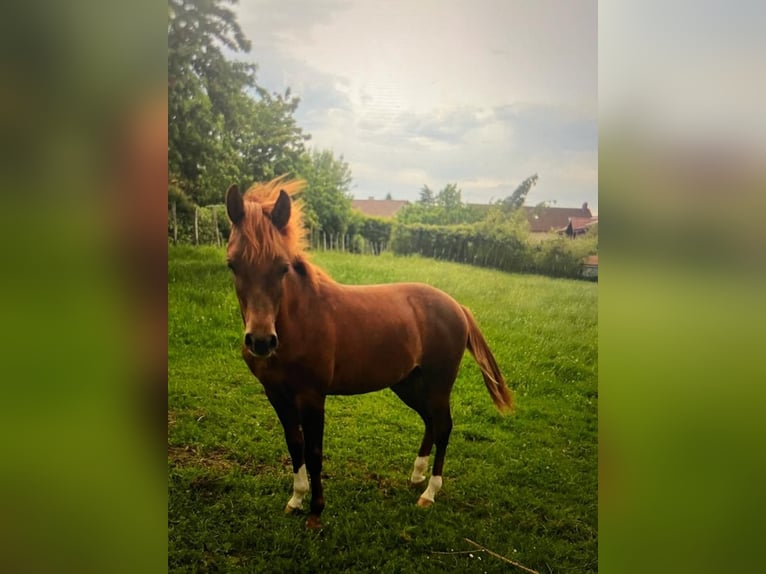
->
[560,216,599,237]
[524,202,595,233]
[465,201,597,234]
[351,197,410,218]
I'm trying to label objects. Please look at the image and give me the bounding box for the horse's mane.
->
[239,175,327,290]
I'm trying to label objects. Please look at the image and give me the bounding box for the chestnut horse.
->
[225,177,513,529]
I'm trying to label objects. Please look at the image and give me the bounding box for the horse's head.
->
[225,182,295,359]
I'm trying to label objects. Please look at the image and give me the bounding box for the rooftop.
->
[351,198,410,218]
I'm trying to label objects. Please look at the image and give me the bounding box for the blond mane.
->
[238,175,326,289]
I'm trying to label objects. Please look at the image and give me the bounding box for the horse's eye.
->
[280,263,290,275]
[227,261,235,271]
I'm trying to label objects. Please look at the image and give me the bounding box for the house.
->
[560,215,599,237]
[351,197,410,218]
[467,201,597,234]
[524,202,594,233]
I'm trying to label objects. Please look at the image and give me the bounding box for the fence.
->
[169,202,388,255]
[168,203,596,280]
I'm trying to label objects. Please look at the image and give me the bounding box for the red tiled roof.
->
[351,199,410,218]
[583,255,598,266]
[561,216,599,233]
[524,205,593,233]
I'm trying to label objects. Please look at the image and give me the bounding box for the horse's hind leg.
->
[417,399,452,508]
[411,429,433,485]
[391,377,433,486]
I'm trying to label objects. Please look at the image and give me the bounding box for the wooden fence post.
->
[172,201,177,245]
[194,207,199,245]
[212,205,220,247]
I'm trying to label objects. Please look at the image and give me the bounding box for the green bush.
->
[391,222,595,280]
[360,216,393,245]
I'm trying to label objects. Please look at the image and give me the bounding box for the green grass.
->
[169,245,598,573]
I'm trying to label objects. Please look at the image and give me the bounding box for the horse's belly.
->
[328,345,417,395]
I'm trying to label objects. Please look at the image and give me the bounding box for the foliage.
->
[294,149,353,235]
[418,184,436,206]
[359,216,393,245]
[389,173,598,280]
[168,0,250,204]
[169,247,598,573]
[391,218,596,280]
[397,183,485,226]
[500,173,539,213]
[242,88,309,184]
[168,0,310,206]
[391,223,533,274]
[532,237,594,278]
[168,182,197,216]
[337,211,394,254]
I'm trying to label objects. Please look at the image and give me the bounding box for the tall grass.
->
[169,246,597,573]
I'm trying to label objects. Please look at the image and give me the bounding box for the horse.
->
[224,177,514,529]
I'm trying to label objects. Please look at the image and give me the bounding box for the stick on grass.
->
[464,537,540,574]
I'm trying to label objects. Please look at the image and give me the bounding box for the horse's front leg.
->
[266,391,308,514]
[298,394,326,529]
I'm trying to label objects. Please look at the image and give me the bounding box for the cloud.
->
[233,0,598,209]
[302,101,597,206]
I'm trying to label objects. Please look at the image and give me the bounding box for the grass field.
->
[168,246,598,573]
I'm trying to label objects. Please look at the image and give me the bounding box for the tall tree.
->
[436,183,463,214]
[242,87,309,184]
[501,173,539,212]
[294,149,353,236]
[398,182,479,225]
[168,0,309,205]
[418,185,435,206]
[168,0,252,203]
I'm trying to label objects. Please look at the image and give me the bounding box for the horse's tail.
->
[462,306,514,414]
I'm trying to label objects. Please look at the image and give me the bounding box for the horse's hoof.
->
[285,503,301,515]
[410,478,426,487]
[417,497,433,508]
[305,515,322,530]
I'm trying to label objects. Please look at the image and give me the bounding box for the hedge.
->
[390,223,596,279]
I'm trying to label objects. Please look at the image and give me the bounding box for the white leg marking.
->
[419,475,443,503]
[286,464,309,510]
[410,455,429,484]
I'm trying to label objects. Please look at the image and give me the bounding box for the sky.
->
[233,0,598,211]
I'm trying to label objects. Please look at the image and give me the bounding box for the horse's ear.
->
[271,189,291,231]
[226,185,244,225]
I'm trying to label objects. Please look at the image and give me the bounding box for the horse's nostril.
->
[245,333,277,356]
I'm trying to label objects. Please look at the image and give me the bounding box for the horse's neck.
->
[278,270,327,337]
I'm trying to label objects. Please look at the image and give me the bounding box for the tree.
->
[398,182,484,225]
[168,0,252,203]
[241,87,309,184]
[501,173,539,212]
[294,149,353,236]
[418,185,435,206]
[168,0,309,205]
[436,182,462,212]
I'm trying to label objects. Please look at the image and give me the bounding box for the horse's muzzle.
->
[244,332,278,357]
